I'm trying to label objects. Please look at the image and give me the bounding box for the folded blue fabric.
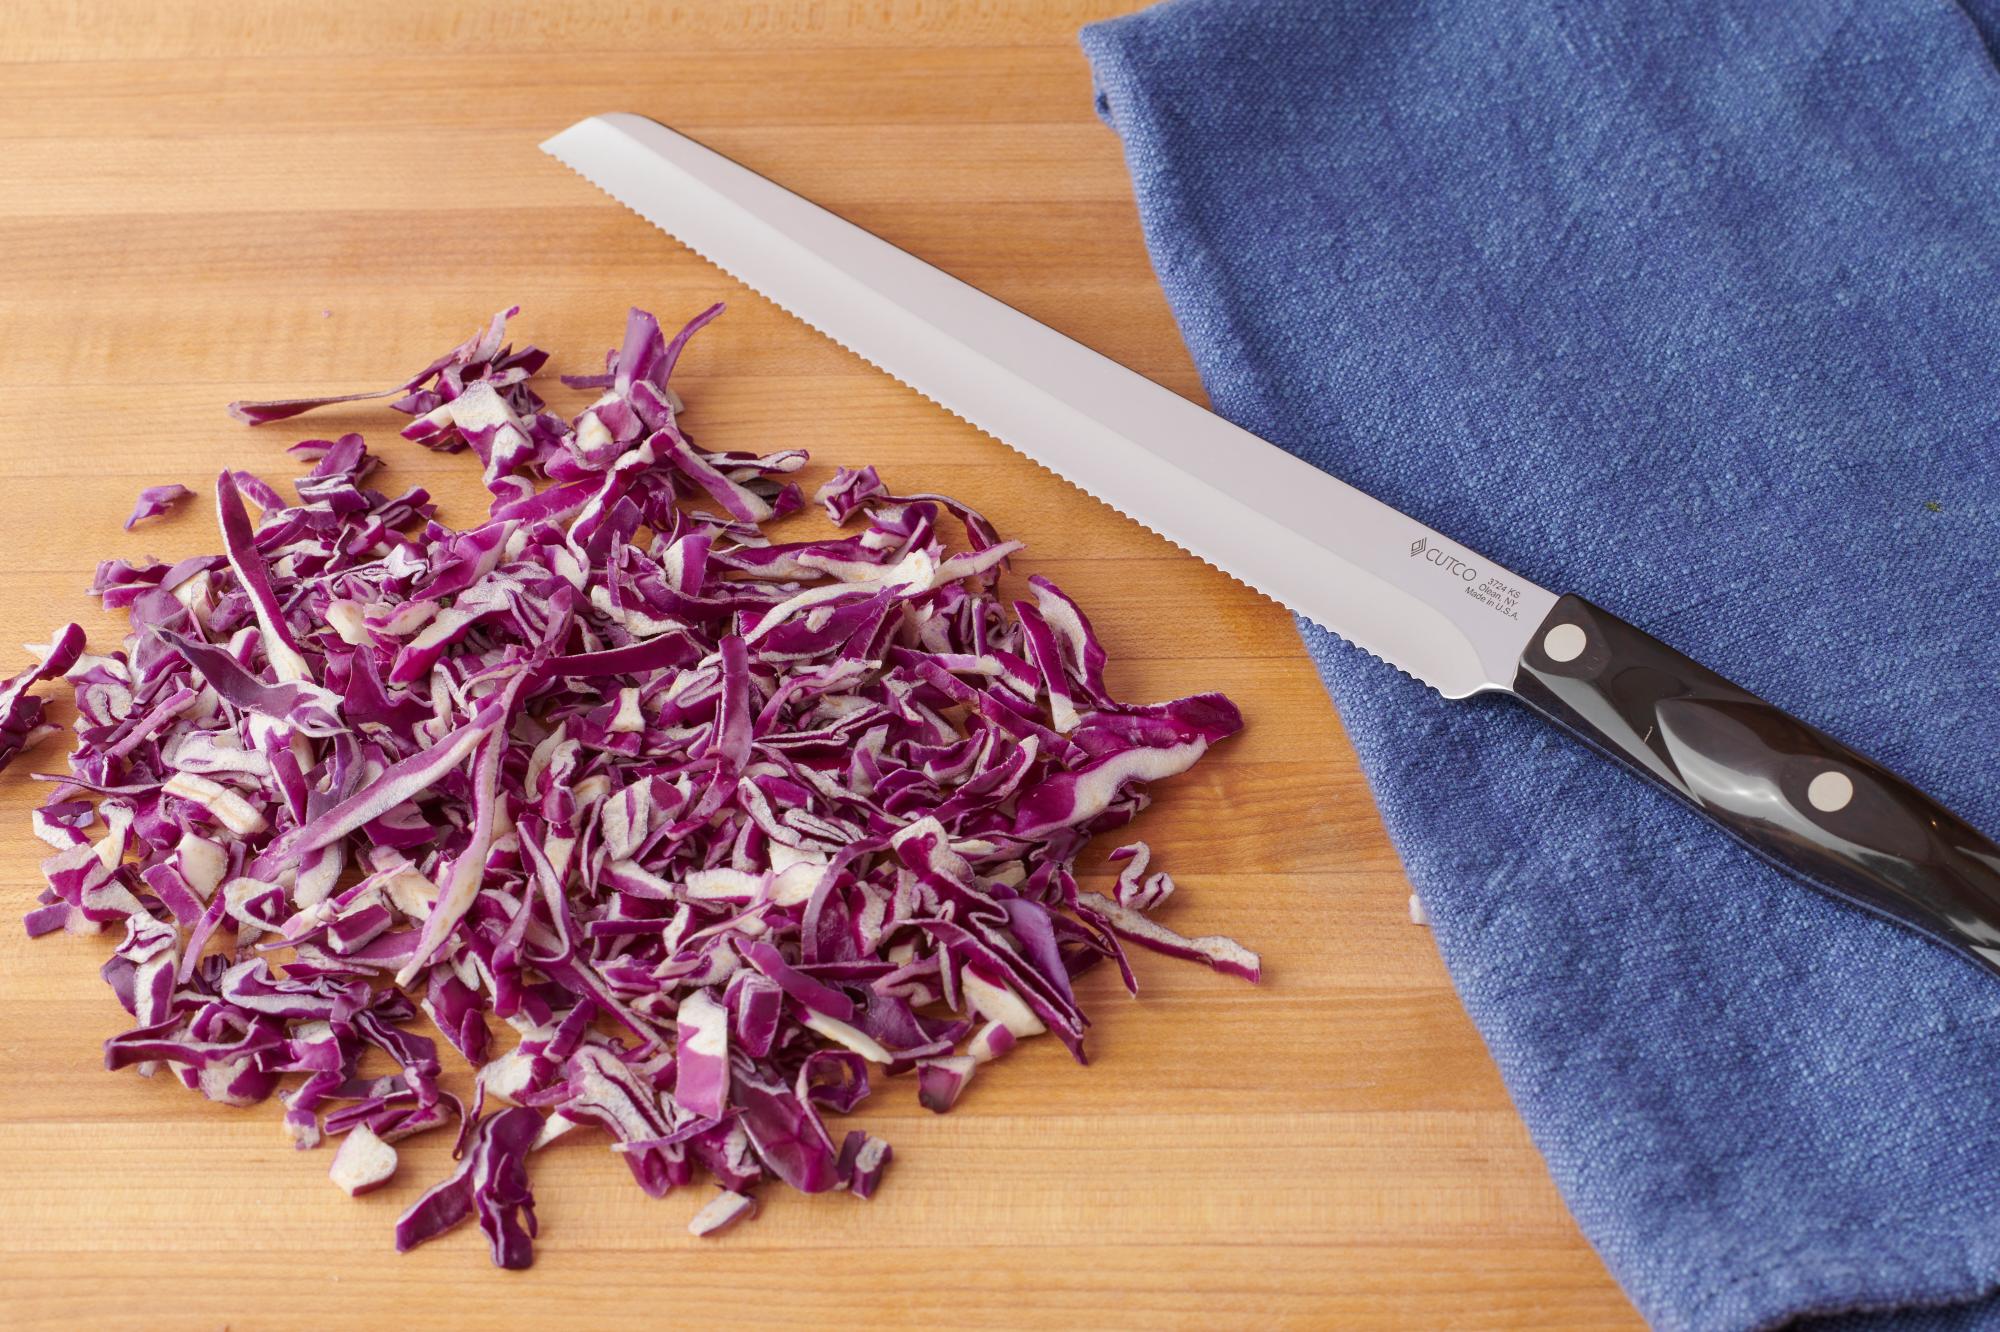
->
[1081,3,2000,1328]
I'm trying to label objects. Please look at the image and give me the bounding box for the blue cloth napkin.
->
[1082,3,2000,1328]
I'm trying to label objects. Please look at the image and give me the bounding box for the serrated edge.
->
[541,138,1442,694]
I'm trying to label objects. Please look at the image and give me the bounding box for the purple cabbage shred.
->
[124,483,195,531]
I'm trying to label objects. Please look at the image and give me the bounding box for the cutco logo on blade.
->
[1408,534,1476,582]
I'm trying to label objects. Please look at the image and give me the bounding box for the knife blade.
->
[543,112,2000,979]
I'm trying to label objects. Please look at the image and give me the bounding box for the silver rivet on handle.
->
[1542,623,1587,663]
[1807,770,1854,813]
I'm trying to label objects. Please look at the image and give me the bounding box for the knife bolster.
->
[1513,593,2000,978]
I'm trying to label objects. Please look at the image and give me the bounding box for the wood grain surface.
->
[0,3,1637,1327]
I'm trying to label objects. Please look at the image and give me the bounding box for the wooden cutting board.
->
[0,3,1637,1326]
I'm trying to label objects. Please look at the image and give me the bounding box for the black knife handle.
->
[1514,594,2000,977]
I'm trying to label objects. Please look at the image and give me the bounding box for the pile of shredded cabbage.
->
[13,305,1258,1266]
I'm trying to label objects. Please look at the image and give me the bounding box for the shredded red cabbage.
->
[19,305,1258,1268]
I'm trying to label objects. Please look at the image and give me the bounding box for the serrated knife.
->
[543,112,2000,978]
